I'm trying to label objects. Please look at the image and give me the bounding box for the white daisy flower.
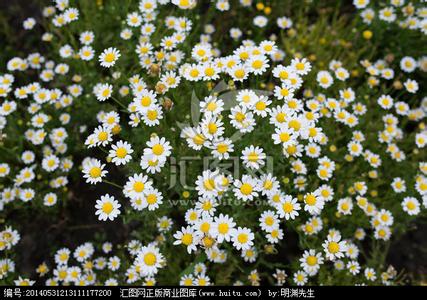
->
[95,194,121,221]
[233,175,260,201]
[136,245,165,277]
[109,140,133,166]
[231,227,254,251]
[241,145,266,170]
[99,47,121,68]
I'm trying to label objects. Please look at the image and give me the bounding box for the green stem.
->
[104,179,122,189]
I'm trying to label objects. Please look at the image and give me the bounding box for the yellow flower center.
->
[104,53,115,63]
[305,194,316,206]
[248,152,259,162]
[190,69,199,78]
[101,89,111,98]
[202,201,212,211]
[235,112,246,122]
[146,194,157,205]
[283,202,293,213]
[276,112,286,123]
[203,178,216,191]
[328,242,339,253]
[102,202,114,214]
[133,182,145,193]
[204,67,214,76]
[263,180,273,190]
[240,183,253,195]
[306,255,317,266]
[208,123,217,134]
[98,131,108,141]
[218,223,229,234]
[152,144,164,155]
[255,101,266,111]
[252,60,263,69]
[200,223,210,233]
[217,143,228,154]
[234,69,245,78]
[288,119,301,131]
[116,147,127,158]
[182,233,193,245]
[206,101,217,111]
[193,134,205,145]
[280,88,289,97]
[140,96,151,107]
[237,233,248,244]
[144,253,157,266]
[265,216,274,226]
[279,71,289,80]
[89,167,101,178]
[147,110,157,120]
[296,62,305,70]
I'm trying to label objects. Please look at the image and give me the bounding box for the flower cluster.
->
[0,0,426,286]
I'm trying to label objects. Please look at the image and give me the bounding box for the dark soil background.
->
[388,222,427,284]
[1,0,426,285]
